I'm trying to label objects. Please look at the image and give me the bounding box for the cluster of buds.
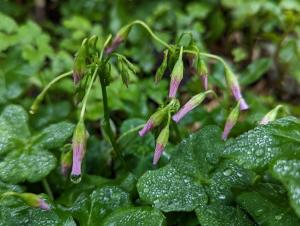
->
[2,192,50,210]
[71,119,88,183]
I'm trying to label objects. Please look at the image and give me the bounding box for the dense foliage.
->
[0,0,300,225]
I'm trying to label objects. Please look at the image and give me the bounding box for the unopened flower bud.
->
[117,58,130,87]
[155,50,168,84]
[60,150,72,176]
[222,101,240,140]
[105,24,132,54]
[73,40,87,84]
[71,119,87,182]
[139,108,168,136]
[197,57,208,90]
[153,125,169,165]
[172,90,215,122]
[2,192,50,210]
[225,66,249,110]
[260,105,284,125]
[169,47,184,98]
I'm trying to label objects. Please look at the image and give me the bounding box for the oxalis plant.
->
[2,20,299,225]
[31,20,249,179]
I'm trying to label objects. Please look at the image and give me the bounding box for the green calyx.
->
[155,49,169,83]
[170,47,184,80]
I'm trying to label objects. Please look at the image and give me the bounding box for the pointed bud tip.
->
[153,144,164,165]
[239,98,249,110]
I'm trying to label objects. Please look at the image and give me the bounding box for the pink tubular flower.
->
[222,101,240,140]
[225,67,249,111]
[153,125,169,165]
[71,120,87,178]
[138,119,154,136]
[172,90,215,123]
[168,47,184,98]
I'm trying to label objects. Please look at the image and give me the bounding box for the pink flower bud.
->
[168,47,184,98]
[71,120,87,179]
[197,58,208,90]
[105,24,132,54]
[60,150,72,176]
[260,105,284,125]
[172,90,215,123]
[225,67,249,110]
[153,125,169,165]
[138,108,167,137]
[222,101,240,140]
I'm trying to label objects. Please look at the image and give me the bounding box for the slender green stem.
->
[99,73,124,163]
[80,67,98,120]
[39,70,73,97]
[183,49,228,67]
[130,20,173,52]
[42,178,53,200]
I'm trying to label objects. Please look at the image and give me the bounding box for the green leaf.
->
[0,201,75,226]
[0,12,18,33]
[205,161,256,204]
[240,58,272,85]
[237,190,300,226]
[272,159,300,217]
[170,125,225,180]
[223,117,300,171]
[102,207,166,226]
[137,165,207,212]
[70,185,131,225]
[0,147,56,183]
[195,204,252,226]
[0,105,30,155]
[33,121,74,149]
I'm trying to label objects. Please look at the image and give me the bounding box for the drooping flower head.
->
[153,124,169,165]
[260,105,284,125]
[105,24,132,54]
[73,39,87,85]
[172,90,216,123]
[197,57,208,90]
[139,107,168,136]
[225,66,249,110]
[169,47,184,98]
[71,119,87,179]
[222,101,240,140]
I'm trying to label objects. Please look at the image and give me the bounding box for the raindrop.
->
[223,169,232,176]
[70,174,82,184]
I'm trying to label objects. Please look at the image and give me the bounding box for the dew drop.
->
[70,174,82,183]
[223,169,232,176]
[255,149,263,157]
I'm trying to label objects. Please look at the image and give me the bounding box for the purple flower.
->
[222,121,235,140]
[172,102,194,122]
[172,90,215,123]
[169,78,181,98]
[71,120,87,178]
[225,67,249,111]
[153,143,164,165]
[168,47,184,98]
[231,85,249,110]
[139,119,154,137]
[152,125,169,165]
